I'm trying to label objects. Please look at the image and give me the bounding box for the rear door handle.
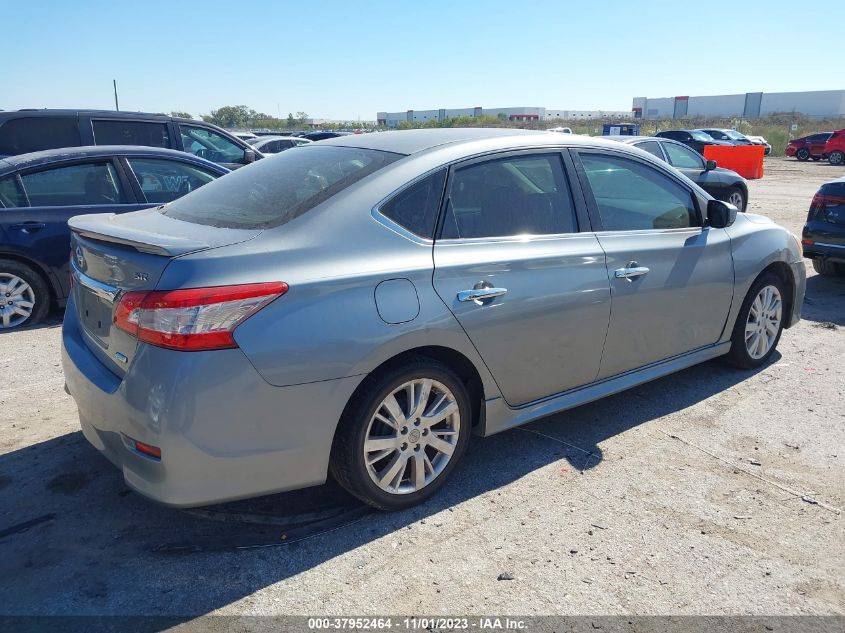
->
[457,287,508,303]
[614,261,650,282]
[10,222,46,233]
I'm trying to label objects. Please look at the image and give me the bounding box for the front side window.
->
[179,125,245,164]
[690,131,714,142]
[92,120,171,148]
[0,117,81,156]
[579,153,698,231]
[663,142,705,170]
[0,176,27,208]
[441,153,577,239]
[19,162,126,207]
[163,145,401,229]
[635,141,665,161]
[380,170,446,238]
[126,158,218,204]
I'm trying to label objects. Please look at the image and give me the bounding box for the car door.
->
[808,133,831,156]
[0,159,143,301]
[659,140,727,199]
[119,156,225,204]
[432,150,611,407]
[572,149,734,379]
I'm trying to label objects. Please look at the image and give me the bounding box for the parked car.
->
[655,129,732,154]
[786,133,832,161]
[802,175,845,276]
[300,131,350,141]
[823,129,845,166]
[62,129,805,510]
[606,135,749,210]
[698,129,754,146]
[745,135,772,155]
[548,127,573,134]
[0,110,262,170]
[247,135,312,154]
[0,146,228,329]
[233,131,258,141]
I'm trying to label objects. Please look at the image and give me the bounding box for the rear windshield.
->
[162,145,401,229]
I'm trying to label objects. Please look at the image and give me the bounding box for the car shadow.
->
[0,350,778,625]
[802,271,845,326]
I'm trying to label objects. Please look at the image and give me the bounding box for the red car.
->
[823,129,845,166]
[786,132,832,161]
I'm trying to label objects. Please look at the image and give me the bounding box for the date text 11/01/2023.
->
[307,617,527,630]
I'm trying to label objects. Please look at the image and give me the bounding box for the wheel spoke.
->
[411,453,426,489]
[379,453,409,490]
[365,437,398,453]
[426,435,455,457]
[380,394,407,428]
[421,401,458,429]
[409,379,432,421]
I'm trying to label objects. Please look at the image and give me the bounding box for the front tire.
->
[725,186,746,211]
[0,259,50,330]
[829,150,844,166]
[796,148,810,161]
[330,357,472,511]
[812,258,845,277]
[724,272,786,369]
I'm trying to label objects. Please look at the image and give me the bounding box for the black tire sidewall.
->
[332,360,472,511]
[796,149,809,161]
[729,273,786,368]
[0,259,50,329]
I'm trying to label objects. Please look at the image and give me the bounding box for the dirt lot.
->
[1,158,843,620]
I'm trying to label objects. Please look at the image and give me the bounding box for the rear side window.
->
[663,142,705,169]
[0,117,81,156]
[163,145,402,229]
[126,157,219,204]
[19,162,127,207]
[380,170,446,238]
[92,120,171,148]
[0,176,27,208]
[441,153,578,239]
[179,125,244,164]
[579,153,698,231]
[635,141,664,160]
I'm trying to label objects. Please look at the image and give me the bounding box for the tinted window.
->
[92,120,171,148]
[380,170,446,238]
[126,158,219,204]
[0,176,27,208]
[441,154,577,239]
[580,153,698,231]
[635,141,665,160]
[663,142,705,169]
[0,117,81,156]
[809,133,832,141]
[180,125,245,164]
[20,162,126,207]
[163,146,401,229]
[659,131,684,140]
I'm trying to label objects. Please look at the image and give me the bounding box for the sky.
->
[2,0,843,121]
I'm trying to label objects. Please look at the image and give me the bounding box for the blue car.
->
[0,146,228,329]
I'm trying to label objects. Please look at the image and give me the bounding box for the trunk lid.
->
[69,208,261,376]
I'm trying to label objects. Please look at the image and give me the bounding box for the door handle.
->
[457,287,508,303]
[614,261,650,282]
[9,222,46,233]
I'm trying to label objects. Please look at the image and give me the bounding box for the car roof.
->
[0,145,228,175]
[316,127,620,156]
[254,135,307,142]
[602,135,662,143]
[0,109,190,121]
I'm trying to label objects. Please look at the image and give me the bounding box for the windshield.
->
[691,131,714,142]
[723,130,746,140]
[162,145,402,229]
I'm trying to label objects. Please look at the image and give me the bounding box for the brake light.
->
[114,282,287,351]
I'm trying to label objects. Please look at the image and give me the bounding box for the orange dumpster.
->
[703,144,765,179]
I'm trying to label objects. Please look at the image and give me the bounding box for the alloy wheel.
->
[744,285,782,360]
[728,191,744,209]
[363,378,460,495]
[0,273,36,329]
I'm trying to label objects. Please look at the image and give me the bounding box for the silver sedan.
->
[62,129,806,510]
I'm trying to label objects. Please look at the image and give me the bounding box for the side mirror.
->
[705,159,717,171]
[243,149,256,164]
[707,199,738,228]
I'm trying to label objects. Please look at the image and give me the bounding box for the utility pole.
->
[113,80,119,111]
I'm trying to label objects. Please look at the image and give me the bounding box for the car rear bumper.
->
[803,242,845,264]
[62,295,362,507]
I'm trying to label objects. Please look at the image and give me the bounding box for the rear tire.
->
[724,272,786,369]
[796,148,810,161]
[0,259,50,330]
[330,357,472,511]
[829,150,844,166]
[812,258,845,277]
[725,186,746,211]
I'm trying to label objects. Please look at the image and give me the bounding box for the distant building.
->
[376,106,631,128]
[632,90,845,120]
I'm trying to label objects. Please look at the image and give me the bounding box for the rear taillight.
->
[114,282,287,351]
[810,191,845,220]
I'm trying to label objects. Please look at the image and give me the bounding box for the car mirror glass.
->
[705,159,717,171]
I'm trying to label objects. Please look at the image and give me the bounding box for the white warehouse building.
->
[377,106,631,127]
[632,89,845,120]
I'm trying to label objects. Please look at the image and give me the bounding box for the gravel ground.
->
[0,158,843,619]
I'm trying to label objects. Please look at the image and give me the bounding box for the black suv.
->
[0,110,261,170]
[655,129,732,154]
